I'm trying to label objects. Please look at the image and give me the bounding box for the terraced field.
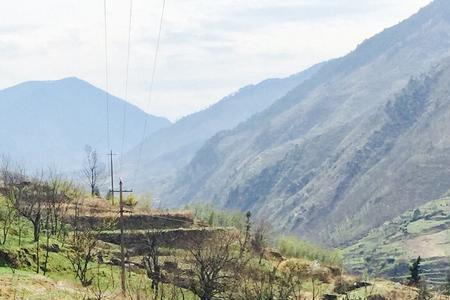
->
[344,198,450,284]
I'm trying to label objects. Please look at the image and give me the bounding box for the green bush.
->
[277,236,342,265]
[188,203,246,229]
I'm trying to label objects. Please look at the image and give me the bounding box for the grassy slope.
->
[0,218,195,299]
[0,199,426,299]
[344,197,450,284]
[0,269,79,299]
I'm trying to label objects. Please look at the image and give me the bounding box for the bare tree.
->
[82,145,105,197]
[0,159,19,245]
[13,175,51,274]
[89,258,111,300]
[235,258,313,300]
[143,232,162,297]
[0,195,16,245]
[47,174,74,237]
[187,232,242,300]
[13,177,46,243]
[0,157,26,188]
[42,199,53,275]
[67,198,98,286]
[66,198,115,287]
[1,166,28,246]
[251,219,270,265]
[238,265,279,300]
[0,158,27,246]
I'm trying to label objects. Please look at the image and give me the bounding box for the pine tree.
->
[408,256,422,287]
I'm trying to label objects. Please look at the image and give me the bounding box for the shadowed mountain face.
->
[0,77,170,171]
[163,0,450,245]
[122,63,324,191]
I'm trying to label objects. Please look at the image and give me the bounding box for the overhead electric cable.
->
[119,0,134,176]
[131,0,166,187]
[104,0,111,152]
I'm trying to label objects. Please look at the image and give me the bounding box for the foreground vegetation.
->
[0,164,446,299]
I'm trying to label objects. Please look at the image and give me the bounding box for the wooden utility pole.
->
[113,179,132,297]
[106,150,118,205]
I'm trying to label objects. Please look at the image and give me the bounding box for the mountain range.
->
[121,63,324,192]
[3,0,450,250]
[155,0,450,246]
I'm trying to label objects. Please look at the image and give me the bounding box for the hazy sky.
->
[0,0,432,121]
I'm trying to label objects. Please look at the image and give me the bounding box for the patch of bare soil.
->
[405,231,450,258]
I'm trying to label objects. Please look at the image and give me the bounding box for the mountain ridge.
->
[122,62,325,193]
[162,0,450,245]
[0,77,170,171]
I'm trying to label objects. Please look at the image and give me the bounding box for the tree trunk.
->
[33,219,41,242]
[2,228,7,245]
[36,238,40,274]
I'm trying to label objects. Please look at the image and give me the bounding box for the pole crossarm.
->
[111,189,133,193]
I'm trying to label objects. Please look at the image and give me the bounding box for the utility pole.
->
[106,150,118,205]
[112,178,132,297]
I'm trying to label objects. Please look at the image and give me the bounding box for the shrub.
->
[188,203,246,229]
[277,236,342,265]
[124,194,138,207]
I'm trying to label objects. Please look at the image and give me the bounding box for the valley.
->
[2,0,450,299]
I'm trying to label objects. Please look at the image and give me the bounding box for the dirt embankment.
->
[97,228,228,254]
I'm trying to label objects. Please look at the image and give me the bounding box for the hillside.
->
[0,191,426,300]
[163,0,450,245]
[121,63,324,193]
[344,197,450,285]
[0,77,170,171]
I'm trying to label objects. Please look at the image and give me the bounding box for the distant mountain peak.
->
[37,77,94,88]
[0,78,170,171]
[24,76,85,85]
[56,76,86,84]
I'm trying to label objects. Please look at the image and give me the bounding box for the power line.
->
[103,0,111,152]
[119,0,134,177]
[132,0,167,187]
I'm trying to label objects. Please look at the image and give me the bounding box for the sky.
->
[0,0,433,121]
